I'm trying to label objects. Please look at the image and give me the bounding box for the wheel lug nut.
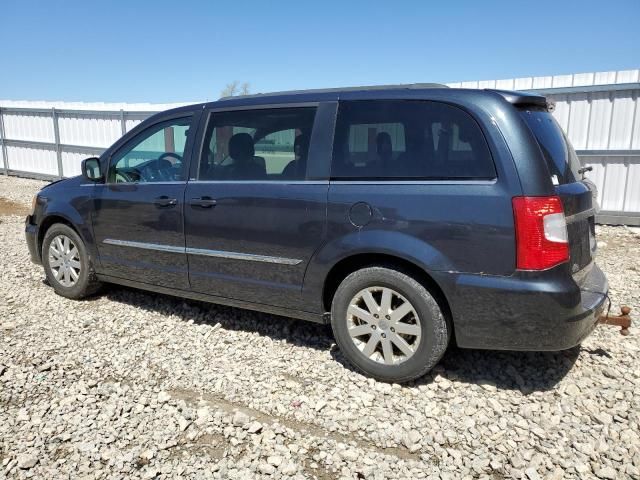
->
[371,325,376,329]
[390,328,395,333]
[381,333,386,338]
[374,314,379,318]
[385,315,390,320]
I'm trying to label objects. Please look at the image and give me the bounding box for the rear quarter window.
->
[331,100,496,180]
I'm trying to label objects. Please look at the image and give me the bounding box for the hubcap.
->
[48,234,81,287]
[346,286,422,365]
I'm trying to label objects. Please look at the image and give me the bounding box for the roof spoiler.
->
[488,89,551,110]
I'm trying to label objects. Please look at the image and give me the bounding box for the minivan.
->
[25,84,608,383]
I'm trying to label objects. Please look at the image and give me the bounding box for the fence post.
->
[120,109,126,136]
[0,107,9,175]
[52,107,63,179]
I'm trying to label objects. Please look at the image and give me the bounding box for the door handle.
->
[190,196,217,208]
[153,196,178,207]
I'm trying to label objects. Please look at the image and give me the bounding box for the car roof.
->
[164,84,548,114]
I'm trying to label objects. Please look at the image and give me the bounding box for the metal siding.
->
[587,92,612,149]
[3,111,54,142]
[58,113,122,147]
[584,160,606,204]
[632,96,640,149]
[616,70,639,83]
[595,71,618,84]
[125,118,144,132]
[495,79,515,90]
[567,93,591,149]
[573,72,595,86]
[7,145,58,175]
[609,93,636,149]
[552,74,574,88]
[532,76,553,89]
[625,161,640,211]
[600,160,627,212]
[550,95,571,131]
[514,77,533,90]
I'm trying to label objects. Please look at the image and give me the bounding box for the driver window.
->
[109,117,192,183]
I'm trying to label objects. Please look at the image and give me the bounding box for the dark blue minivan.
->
[25,85,608,382]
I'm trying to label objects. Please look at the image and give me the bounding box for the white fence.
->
[0,101,188,179]
[1,70,639,225]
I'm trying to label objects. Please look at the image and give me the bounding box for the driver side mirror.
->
[81,157,103,182]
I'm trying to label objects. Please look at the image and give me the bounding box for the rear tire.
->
[330,266,449,383]
[42,223,102,299]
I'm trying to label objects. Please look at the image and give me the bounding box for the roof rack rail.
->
[218,83,448,101]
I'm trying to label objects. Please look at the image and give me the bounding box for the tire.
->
[330,266,449,383]
[42,223,102,299]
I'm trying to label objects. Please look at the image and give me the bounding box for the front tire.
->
[42,223,101,299]
[331,267,449,383]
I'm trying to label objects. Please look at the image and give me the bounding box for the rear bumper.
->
[25,216,41,265]
[435,262,608,351]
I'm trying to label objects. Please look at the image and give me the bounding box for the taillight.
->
[512,196,569,270]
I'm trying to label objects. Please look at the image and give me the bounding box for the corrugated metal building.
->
[1,69,639,224]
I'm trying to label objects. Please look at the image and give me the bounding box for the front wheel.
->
[42,223,101,299]
[331,267,450,383]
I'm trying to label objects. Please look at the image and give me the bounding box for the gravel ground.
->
[1,175,639,479]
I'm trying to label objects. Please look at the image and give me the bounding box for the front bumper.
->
[25,216,41,265]
[435,262,608,351]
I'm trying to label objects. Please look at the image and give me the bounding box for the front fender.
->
[301,229,454,312]
[38,195,97,265]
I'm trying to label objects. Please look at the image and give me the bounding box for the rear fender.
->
[302,229,452,312]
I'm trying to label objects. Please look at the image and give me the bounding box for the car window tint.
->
[332,101,495,180]
[519,108,581,184]
[198,108,316,181]
[109,117,192,183]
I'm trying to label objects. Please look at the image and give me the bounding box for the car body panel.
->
[184,181,328,309]
[91,182,190,289]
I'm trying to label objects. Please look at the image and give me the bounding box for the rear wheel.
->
[331,267,449,383]
[42,223,101,299]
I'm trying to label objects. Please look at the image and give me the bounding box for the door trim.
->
[102,239,303,265]
[102,238,184,254]
[186,247,302,265]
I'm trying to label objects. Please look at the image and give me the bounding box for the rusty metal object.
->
[599,306,632,336]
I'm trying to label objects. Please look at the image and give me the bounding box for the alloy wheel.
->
[48,234,81,287]
[346,286,422,365]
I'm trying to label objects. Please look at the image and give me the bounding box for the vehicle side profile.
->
[25,84,608,382]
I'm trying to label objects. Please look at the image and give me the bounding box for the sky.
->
[1,0,639,103]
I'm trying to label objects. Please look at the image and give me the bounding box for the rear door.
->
[92,112,198,289]
[518,108,597,275]
[183,104,332,310]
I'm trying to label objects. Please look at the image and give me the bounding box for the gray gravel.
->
[1,174,639,479]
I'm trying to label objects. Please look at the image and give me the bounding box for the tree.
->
[220,81,250,98]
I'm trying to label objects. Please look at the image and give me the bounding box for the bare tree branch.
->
[220,80,250,98]
[220,81,239,98]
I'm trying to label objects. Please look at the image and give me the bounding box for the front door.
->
[92,113,197,289]
[184,105,329,310]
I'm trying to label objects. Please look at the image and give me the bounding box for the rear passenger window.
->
[332,101,495,180]
[198,108,316,181]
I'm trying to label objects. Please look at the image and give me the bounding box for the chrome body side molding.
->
[102,239,302,265]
